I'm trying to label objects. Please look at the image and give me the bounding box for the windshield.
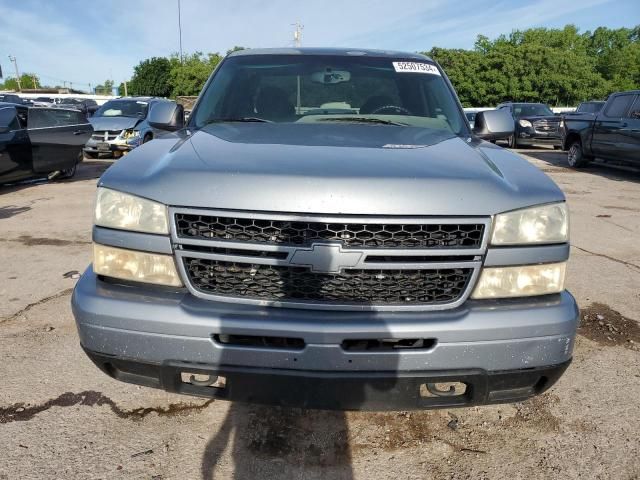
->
[192,54,466,134]
[513,104,554,117]
[94,100,149,118]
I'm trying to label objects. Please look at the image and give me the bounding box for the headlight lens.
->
[95,187,169,234]
[472,262,566,299]
[491,203,568,245]
[93,243,182,287]
[518,119,532,127]
[121,129,141,139]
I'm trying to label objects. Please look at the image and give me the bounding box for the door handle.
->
[73,130,88,135]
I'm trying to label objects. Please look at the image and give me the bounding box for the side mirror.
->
[473,109,514,141]
[0,106,17,134]
[148,102,185,131]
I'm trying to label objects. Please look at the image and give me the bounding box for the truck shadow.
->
[519,148,640,183]
[201,403,353,479]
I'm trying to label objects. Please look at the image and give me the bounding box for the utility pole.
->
[124,81,128,96]
[292,21,303,47]
[178,0,184,63]
[8,55,21,91]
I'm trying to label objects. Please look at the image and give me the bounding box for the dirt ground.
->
[0,151,639,480]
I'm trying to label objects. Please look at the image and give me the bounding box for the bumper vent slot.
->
[213,334,305,350]
[342,338,437,351]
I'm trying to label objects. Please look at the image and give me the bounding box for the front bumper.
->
[85,347,571,410]
[72,268,578,409]
[517,128,562,146]
[84,137,140,155]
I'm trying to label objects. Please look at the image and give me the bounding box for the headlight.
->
[491,203,568,245]
[472,262,566,299]
[518,119,532,128]
[95,187,169,234]
[93,243,182,287]
[121,129,141,139]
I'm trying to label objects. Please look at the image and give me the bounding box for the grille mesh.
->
[184,258,472,305]
[175,214,484,249]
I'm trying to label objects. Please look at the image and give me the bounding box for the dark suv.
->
[497,102,562,149]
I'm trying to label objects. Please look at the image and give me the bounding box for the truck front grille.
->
[183,258,473,306]
[533,119,560,134]
[175,214,484,249]
[172,209,488,311]
[91,130,121,141]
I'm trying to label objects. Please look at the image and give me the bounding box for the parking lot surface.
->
[1,151,639,480]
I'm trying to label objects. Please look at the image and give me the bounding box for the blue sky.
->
[0,0,638,91]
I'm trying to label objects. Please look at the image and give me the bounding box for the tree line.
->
[427,25,639,106]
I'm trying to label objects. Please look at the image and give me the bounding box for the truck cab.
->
[562,90,640,168]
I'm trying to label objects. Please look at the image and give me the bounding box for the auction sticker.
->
[392,62,441,75]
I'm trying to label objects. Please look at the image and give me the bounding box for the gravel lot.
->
[1,150,639,480]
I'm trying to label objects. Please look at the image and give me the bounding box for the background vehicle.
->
[0,102,92,184]
[562,90,640,168]
[31,96,56,107]
[55,97,100,117]
[0,93,31,105]
[83,97,177,158]
[497,102,562,149]
[73,48,576,411]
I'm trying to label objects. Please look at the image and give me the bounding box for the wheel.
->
[143,133,153,144]
[567,140,591,168]
[507,135,518,149]
[84,151,99,159]
[58,162,77,179]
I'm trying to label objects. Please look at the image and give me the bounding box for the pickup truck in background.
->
[562,90,640,168]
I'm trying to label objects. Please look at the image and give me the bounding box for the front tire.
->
[507,135,518,149]
[567,140,590,168]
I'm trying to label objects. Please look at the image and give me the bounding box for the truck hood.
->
[99,123,564,216]
[89,116,141,131]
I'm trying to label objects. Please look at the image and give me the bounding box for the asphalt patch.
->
[579,303,640,350]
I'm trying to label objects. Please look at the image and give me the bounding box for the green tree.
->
[427,24,638,107]
[1,73,40,91]
[169,52,222,96]
[128,57,172,97]
[95,80,115,95]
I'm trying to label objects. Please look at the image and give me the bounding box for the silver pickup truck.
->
[72,48,577,410]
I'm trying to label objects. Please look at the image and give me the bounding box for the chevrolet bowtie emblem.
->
[289,243,363,273]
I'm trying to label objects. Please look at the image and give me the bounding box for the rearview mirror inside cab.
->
[473,109,514,141]
[310,68,351,84]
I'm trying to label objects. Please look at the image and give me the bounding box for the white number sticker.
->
[392,62,441,75]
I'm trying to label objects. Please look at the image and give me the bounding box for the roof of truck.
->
[227,47,432,61]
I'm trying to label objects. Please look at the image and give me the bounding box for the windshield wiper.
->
[206,117,272,124]
[317,117,406,126]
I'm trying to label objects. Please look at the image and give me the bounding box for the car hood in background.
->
[518,115,560,122]
[99,123,564,216]
[89,116,141,131]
